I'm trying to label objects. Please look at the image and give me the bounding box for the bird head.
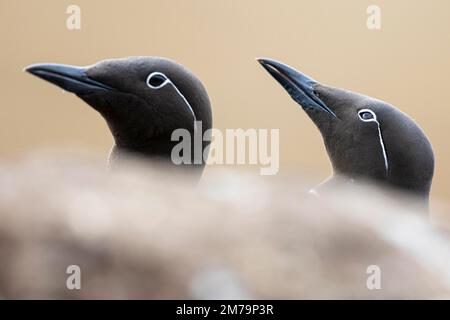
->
[25,57,212,154]
[258,58,434,198]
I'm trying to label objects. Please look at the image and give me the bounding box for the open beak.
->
[25,63,114,95]
[257,58,336,117]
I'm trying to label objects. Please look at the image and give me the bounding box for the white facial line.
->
[358,109,389,174]
[376,124,389,173]
[169,82,198,131]
[146,72,198,131]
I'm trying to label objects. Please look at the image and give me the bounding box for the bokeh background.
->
[1,0,449,202]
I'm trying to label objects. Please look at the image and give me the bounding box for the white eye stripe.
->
[358,108,389,174]
[146,71,198,131]
[170,82,198,131]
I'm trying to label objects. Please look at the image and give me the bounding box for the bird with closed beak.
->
[26,57,212,180]
[258,58,434,209]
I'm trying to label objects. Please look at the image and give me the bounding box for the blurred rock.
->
[0,152,449,299]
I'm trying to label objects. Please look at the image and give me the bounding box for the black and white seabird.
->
[258,58,434,206]
[25,57,212,178]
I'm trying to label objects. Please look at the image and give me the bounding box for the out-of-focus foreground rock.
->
[0,153,449,299]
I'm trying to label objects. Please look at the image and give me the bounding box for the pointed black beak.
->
[25,63,114,95]
[257,58,336,117]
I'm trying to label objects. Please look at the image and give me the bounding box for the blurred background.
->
[1,0,449,202]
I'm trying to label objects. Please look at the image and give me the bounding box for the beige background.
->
[0,0,449,201]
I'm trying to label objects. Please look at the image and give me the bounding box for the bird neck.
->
[115,137,178,159]
[108,139,206,180]
[317,174,430,213]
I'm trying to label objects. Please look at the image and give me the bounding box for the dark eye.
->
[359,111,374,121]
[147,73,167,88]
